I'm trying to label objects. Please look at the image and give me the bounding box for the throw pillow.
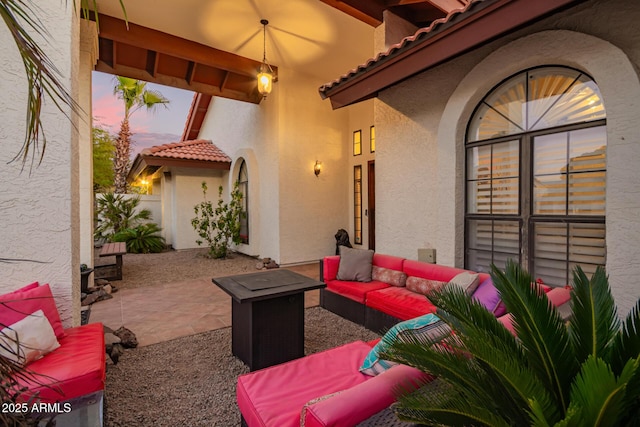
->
[0,309,60,366]
[360,313,450,376]
[371,266,407,287]
[405,276,447,296]
[472,278,502,314]
[336,246,374,282]
[448,272,480,295]
[0,284,65,338]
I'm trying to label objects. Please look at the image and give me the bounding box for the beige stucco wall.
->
[198,67,353,265]
[168,168,227,250]
[0,1,81,325]
[374,0,640,316]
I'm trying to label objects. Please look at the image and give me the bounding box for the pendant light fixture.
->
[257,19,274,98]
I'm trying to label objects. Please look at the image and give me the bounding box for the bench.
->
[95,241,127,281]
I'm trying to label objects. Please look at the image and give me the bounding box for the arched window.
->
[238,159,249,244]
[465,66,606,285]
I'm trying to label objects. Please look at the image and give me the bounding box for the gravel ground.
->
[105,307,379,427]
[95,248,260,290]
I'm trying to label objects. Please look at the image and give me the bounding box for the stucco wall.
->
[375,0,640,316]
[0,1,81,325]
[164,168,226,250]
[198,68,352,265]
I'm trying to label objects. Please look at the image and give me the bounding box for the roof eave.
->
[320,0,587,109]
[127,154,231,183]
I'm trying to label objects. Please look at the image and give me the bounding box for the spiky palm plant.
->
[113,223,165,253]
[94,192,152,241]
[382,261,640,426]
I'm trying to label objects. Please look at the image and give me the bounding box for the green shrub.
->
[94,193,151,241]
[113,223,165,254]
[191,182,243,259]
[383,261,640,427]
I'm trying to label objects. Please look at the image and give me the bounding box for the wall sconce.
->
[257,19,274,98]
[314,160,322,177]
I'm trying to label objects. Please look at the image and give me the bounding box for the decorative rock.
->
[82,293,100,306]
[105,333,121,346]
[95,279,110,286]
[87,286,101,293]
[262,257,271,264]
[110,284,119,293]
[114,326,138,348]
[109,343,124,364]
[95,289,113,303]
[256,262,265,270]
[266,260,279,269]
[103,284,112,294]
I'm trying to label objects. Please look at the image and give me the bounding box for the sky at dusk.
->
[92,71,195,157]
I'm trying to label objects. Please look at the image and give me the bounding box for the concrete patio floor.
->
[89,263,320,347]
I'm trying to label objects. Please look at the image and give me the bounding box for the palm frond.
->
[0,0,81,167]
[569,266,620,365]
[611,298,640,375]
[492,261,576,417]
[393,378,512,427]
[566,355,637,427]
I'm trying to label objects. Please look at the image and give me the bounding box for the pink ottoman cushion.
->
[237,341,373,427]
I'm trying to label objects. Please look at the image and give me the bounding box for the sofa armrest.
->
[323,256,340,281]
[302,364,430,427]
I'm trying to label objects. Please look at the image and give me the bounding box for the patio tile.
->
[88,263,319,346]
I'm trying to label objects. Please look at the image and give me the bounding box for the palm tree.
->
[112,76,169,193]
[382,261,640,426]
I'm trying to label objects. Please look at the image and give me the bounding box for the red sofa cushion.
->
[17,323,106,402]
[366,287,437,321]
[372,253,405,271]
[403,260,489,283]
[237,341,373,427]
[0,283,65,339]
[326,280,390,304]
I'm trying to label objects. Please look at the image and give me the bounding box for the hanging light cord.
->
[261,19,269,64]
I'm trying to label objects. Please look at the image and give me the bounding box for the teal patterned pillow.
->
[360,313,450,376]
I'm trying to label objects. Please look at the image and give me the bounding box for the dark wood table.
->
[212,269,325,371]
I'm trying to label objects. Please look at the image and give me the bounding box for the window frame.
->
[464,66,606,283]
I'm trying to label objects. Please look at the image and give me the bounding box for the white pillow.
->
[0,309,60,366]
[449,272,480,295]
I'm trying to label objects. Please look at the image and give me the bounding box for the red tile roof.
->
[319,0,483,96]
[142,139,231,163]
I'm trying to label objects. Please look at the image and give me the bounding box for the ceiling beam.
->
[97,13,271,78]
[318,0,384,26]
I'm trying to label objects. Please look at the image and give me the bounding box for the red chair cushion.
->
[326,280,390,304]
[366,287,437,321]
[0,284,65,339]
[17,323,106,402]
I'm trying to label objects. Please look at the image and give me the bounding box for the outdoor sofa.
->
[237,247,573,426]
[0,282,106,426]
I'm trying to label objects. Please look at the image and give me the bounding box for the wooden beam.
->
[95,61,262,104]
[97,13,272,78]
[185,61,196,85]
[318,0,383,26]
[145,50,158,77]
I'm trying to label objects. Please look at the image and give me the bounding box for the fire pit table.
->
[212,269,325,371]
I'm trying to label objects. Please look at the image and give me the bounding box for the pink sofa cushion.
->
[372,253,405,271]
[323,256,340,281]
[403,260,468,282]
[366,287,437,321]
[302,364,431,427]
[237,341,374,427]
[0,283,65,339]
[326,280,390,304]
[17,323,106,402]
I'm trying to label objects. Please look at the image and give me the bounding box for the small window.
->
[353,130,362,156]
[238,160,249,244]
[370,126,376,153]
[354,165,362,244]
